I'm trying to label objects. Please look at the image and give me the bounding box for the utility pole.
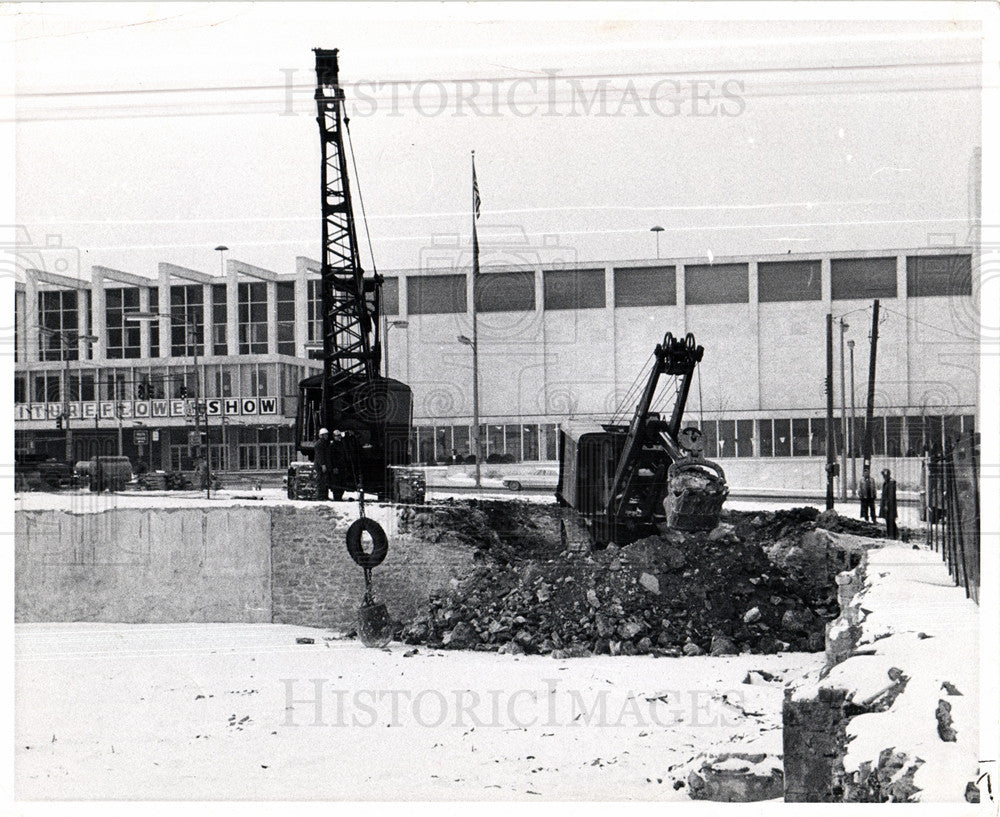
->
[848,339,857,494]
[825,313,836,510]
[839,318,849,500]
[862,300,880,471]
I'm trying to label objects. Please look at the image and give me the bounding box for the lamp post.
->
[39,327,98,464]
[457,334,481,488]
[839,318,849,500]
[650,225,664,259]
[127,310,211,498]
[847,338,857,494]
[384,319,409,379]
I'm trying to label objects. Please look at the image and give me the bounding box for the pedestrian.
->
[858,467,877,522]
[329,429,348,501]
[314,428,333,501]
[880,468,898,539]
[194,456,209,491]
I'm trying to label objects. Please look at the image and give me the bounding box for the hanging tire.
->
[346,517,389,568]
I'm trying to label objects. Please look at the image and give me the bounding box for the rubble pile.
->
[399,502,861,657]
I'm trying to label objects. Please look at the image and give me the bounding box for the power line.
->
[9,58,983,99]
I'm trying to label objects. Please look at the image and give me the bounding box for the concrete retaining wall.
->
[15,506,272,623]
[15,503,474,629]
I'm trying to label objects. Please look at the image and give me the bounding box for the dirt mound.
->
[399,501,858,657]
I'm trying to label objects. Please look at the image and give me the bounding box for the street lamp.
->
[650,225,664,259]
[839,319,849,500]
[847,338,857,494]
[38,327,98,463]
[457,333,481,488]
[384,319,409,379]
[127,310,211,498]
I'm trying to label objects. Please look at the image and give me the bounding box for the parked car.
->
[14,455,74,491]
[503,467,560,492]
[88,456,133,492]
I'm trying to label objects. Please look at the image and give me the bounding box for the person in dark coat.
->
[879,468,898,539]
[858,467,877,522]
[329,429,348,501]
[314,428,333,501]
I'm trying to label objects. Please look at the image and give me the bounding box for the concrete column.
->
[821,257,833,305]
[14,286,25,363]
[266,281,278,355]
[89,268,105,360]
[157,265,171,358]
[25,269,39,363]
[202,283,212,355]
[749,260,761,411]
[139,287,150,358]
[898,254,909,406]
[294,260,308,357]
[226,263,239,355]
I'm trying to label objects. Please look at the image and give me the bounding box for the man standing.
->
[880,468,898,539]
[314,428,333,501]
[858,467,877,522]
[329,429,347,501]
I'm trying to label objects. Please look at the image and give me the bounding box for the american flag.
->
[472,158,481,221]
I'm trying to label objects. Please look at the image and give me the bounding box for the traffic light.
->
[55,415,63,430]
[137,383,148,400]
[179,385,189,398]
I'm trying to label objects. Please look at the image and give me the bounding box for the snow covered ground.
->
[15,623,824,800]
[14,488,921,529]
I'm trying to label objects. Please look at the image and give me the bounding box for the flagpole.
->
[471,150,482,490]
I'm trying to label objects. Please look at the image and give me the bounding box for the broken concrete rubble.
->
[399,503,849,656]
[687,752,784,802]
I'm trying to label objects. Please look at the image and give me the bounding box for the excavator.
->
[289,48,416,501]
[556,331,728,547]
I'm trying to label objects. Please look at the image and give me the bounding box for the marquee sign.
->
[15,396,280,422]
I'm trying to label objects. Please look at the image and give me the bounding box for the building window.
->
[105,287,141,359]
[831,257,897,300]
[476,271,535,312]
[736,419,754,457]
[307,279,322,343]
[773,419,791,457]
[758,260,822,303]
[810,418,826,457]
[149,289,160,357]
[212,284,227,356]
[170,285,205,357]
[15,375,26,403]
[382,277,399,316]
[543,424,558,460]
[214,369,233,398]
[792,418,811,456]
[250,367,268,396]
[238,282,268,354]
[701,420,718,458]
[614,266,677,307]
[522,424,539,460]
[452,425,471,459]
[757,419,774,457]
[906,255,972,297]
[38,290,79,361]
[684,263,749,305]
[543,269,605,310]
[276,282,295,356]
[407,274,467,315]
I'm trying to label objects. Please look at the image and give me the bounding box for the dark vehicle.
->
[292,48,413,500]
[15,455,74,491]
[88,456,133,492]
[557,332,728,546]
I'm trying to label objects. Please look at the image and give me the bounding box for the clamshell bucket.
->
[664,457,729,532]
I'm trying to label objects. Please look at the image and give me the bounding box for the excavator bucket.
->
[663,458,729,531]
